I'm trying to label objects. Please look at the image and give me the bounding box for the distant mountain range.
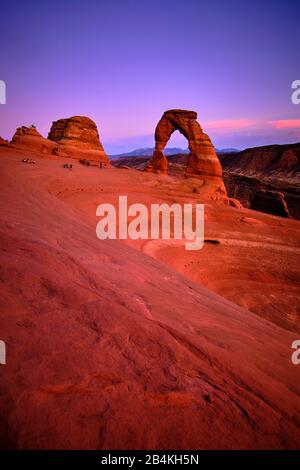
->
[110,147,239,159]
[216,148,240,154]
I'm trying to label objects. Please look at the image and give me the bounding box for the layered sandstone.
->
[48,116,110,166]
[220,142,300,176]
[0,146,300,449]
[10,126,57,154]
[0,136,9,146]
[220,143,300,219]
[147,109,226,200]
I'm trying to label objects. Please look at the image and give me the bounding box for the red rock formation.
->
[146,150,168,173]
[48,116,110,166]
[220,143,300,219]
[220,142,300,176]
[251,189,291,218]
[10,126,57,154]
[0,136,9,146]
[148,109,226,200]
[0,146,300,449]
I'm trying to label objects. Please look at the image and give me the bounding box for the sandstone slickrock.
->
[48,116,110,166]
[147,109,226,200]
[1,146,300,449]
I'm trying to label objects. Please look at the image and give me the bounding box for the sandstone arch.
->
[147,109,223,180]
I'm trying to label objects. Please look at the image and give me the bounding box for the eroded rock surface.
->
[220,143,300,219]
[11,126,57,154]
[0,136,9,146]
[48,116,110,166]
[0,146,300,449]
[147,109,226,200]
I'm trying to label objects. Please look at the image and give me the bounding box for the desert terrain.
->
[0,137,300,448]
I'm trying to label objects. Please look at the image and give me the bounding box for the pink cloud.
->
[270,120,300,129]
[202,118,300,149]
[203,119,255,132]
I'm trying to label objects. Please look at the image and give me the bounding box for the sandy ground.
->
[0,147,300,449]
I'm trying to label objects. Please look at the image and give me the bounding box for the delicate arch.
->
[147,109,222,179]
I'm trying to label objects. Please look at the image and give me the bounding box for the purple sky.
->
[1,0,299,153]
